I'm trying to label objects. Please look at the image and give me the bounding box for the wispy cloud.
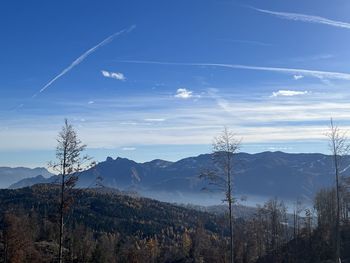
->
[144,118,166,122]
[120,121,138,125]
[175,88,193,99]
[293,75,304,80]
[253,7,350,30]
[215,97,350,123]
[271,90,308,97]
[122,147,136,151]
[291,54,334,63]
[88,101,95,104]
[119,60,350,81]
[31,25,135,98]
[101,70,126,81]
[219,39,272,47]
[6,87,350,152]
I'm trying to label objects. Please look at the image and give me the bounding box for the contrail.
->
[31,25,136,98]
[252,7,350,30]
[118,60,350,81]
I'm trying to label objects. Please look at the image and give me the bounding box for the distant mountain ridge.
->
[0,167,53,188]
[8,175,55,189]
[8,151,347,204]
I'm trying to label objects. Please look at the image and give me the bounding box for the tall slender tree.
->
[326,118,349,263]
[200,127,241,263]
[49,119,93,263]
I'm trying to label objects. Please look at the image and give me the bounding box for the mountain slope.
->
[0,185,227,262]
[9,152,344,203]
[9,175,56,189]
[0,184,222,238]
[0,167,53,188]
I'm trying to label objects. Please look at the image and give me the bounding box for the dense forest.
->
[0,183,349,263]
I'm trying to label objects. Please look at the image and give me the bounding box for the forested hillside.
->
[0,185,228,262]
[1,184,349,262]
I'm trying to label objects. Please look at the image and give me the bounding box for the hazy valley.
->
[5,151,342,207]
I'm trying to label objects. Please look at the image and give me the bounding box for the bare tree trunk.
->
[58,176,64,263]
[293,209,298,263]
[329,119,342,263]
[334,151,341,263]
[229,197,234,263]
[200,127,240,263]
[58,151,66,263]
[227,149,234,263]
[51,119,92,263]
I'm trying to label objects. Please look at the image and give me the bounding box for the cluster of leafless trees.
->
[202,119,350,263]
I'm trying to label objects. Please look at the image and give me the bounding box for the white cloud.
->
[101,70,126,81]
[271,90,308,97]
[268,146,293,151]
[122,147,136,151]
[144,118,166,122]
[294,75,304,80]
[120,121,138,125]
[101,71,109,77]
[88,101,95,104]
[175,88,193,99]
[253,7,350,30]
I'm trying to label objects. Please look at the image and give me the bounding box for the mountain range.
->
[8,151,346,205]
[0,167,52,188]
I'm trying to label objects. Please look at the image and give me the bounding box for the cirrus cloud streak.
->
[32,25,135,98]
[119,60,350,81]
[253,7,350,30]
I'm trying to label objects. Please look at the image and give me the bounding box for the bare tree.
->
[326,118,350,263]
[49,119,93,263]
[200,127,241,263]
[293,198,303,261]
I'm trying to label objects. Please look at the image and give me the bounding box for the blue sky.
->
[1,0,350,167]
